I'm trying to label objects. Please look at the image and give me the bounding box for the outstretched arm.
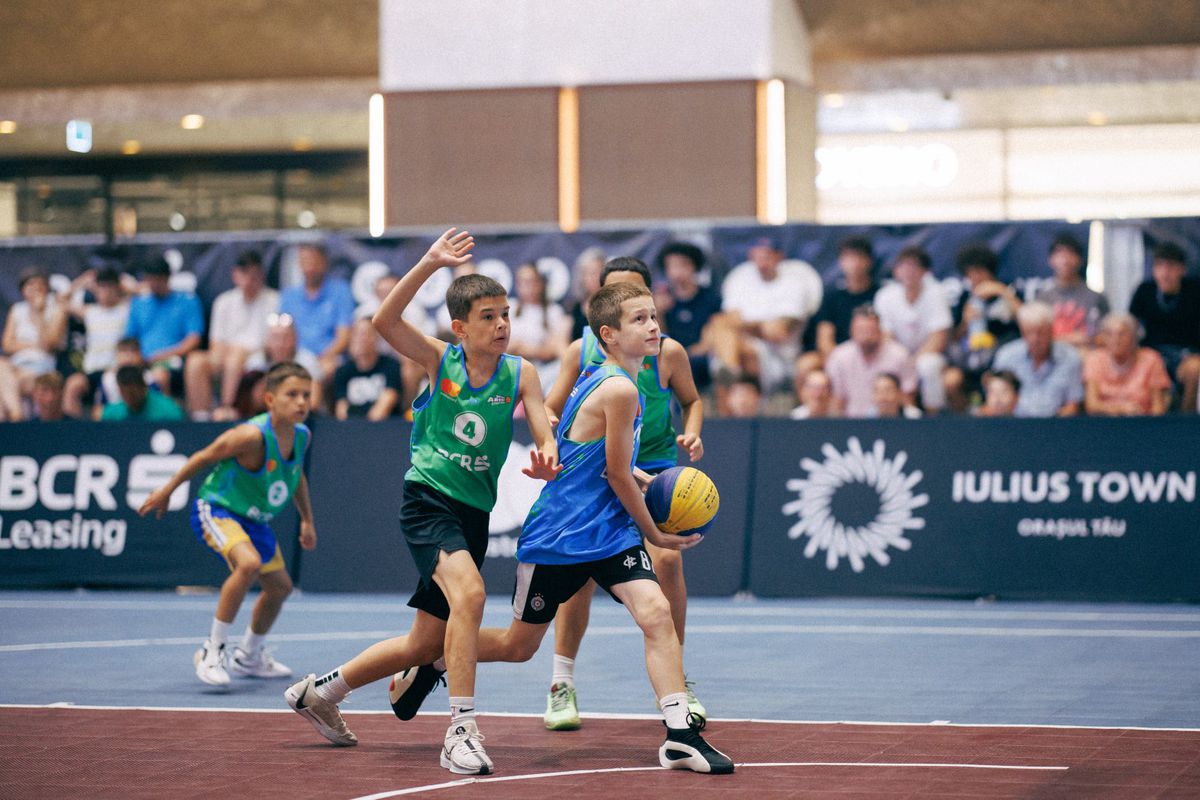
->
[373,229,474,379]
[137,425,261,518]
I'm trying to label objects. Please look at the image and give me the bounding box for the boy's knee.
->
[233,557,262,578]
[448,579,486,615]
[635,594,674,636]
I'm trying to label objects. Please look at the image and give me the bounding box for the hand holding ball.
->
[644,466,719,536]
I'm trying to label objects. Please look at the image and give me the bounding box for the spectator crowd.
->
[1,234,1197,425]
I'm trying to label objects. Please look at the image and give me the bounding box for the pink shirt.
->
[825,339,917,418]
[1083,347,1171,414]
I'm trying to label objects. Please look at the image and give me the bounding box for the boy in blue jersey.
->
[392,281,734,774]
[540,257,706,729]
[138,361,317,687]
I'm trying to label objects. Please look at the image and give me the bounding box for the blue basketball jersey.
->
[518,364,643,565]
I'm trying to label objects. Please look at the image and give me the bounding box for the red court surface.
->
[3,707,1200,799]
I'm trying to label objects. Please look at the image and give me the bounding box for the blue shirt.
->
[518,364,643,565]
[992,339,1083,418]
[279,278,355,356]
[125,292,204,359]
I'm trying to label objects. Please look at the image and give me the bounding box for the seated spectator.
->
[711,237,823,400]
[246,313,323,410]
[1128,241,1200,412]
[804,235,880,379]
[185,250,278,420]
[3,268,67,398]
[62,267,131,418]
[873,246,951,412]
[333,319,402,420]
[825,305,917,418]
[943,243,1021,412]
[125,256,204,398]
[656,242,721,389]
[1035,233,1108,349]
[279,243,354,383]
[872,373,922,419]
[977,370,1021,417]
[66,337,156,420]
[225,370,268,421]
[358,272,431,408]
[1083,312,1171,416]
[789,369,836,420]
[726,374,764,418]
[992,302,1083,417]
[100,365,185,421]
[30,372,66,422]
[568,247,606,340]
[507,262,571,391]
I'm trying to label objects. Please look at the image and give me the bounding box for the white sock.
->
[450,696,476,723]
[432,657,446,671]
[314,667,351,704]
[209,618,231,648]
[241,628,266,655]
[551,654,575,689]
[660,692,689,730]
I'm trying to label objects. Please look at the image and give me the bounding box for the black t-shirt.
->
[811,282,879,346]
[334,355,401,416]
[663,286,722,349]
[1129,278,1200,350]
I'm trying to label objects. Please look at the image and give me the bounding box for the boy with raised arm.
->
[284,229,560,776]
[139,361,317,687]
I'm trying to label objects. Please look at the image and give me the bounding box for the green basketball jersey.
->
[405,344,521,512]
[580,326,677,469]
[197,413,309,523]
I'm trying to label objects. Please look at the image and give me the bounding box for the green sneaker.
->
[685,676,707,725]
[544,683,581,731]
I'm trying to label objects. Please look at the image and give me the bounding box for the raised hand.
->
[425,228,475,270]
[521,449,563,481]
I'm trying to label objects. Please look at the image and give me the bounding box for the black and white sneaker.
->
[388,664,446,720]
[441,719,493,775]
[659,726,735,774]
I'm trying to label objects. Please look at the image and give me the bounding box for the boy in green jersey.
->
[540,256,707,730]
[138,361,317,688]
[285,229,560,775]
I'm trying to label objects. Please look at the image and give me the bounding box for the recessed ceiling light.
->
[822,93,845,109]
[0,120,16,134]
[1086,111,1107,126]
[886,116,909,133]
[292,136,314,152]
[121,140,141,155]
[180,114,205,130]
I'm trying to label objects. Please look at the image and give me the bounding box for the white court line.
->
[4,703,1200,733]
[346,761,1071,800]
[3,597,1200,624]
[5,622,1200,653]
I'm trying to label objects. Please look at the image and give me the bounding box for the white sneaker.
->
[285,674,358,747]
[229,646,293,679]
[193,640,231,687]
[441,719,493,775]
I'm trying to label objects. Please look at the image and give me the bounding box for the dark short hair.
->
[140,256,171,277]
[1152,241,1187,266]
[601,256,652,289]
[235,250,263,269]
[588,282,651,350]
[1049,233,1084,258]
[657,242,705,273]
[838,236,873,259]
[95,267,121,285]
[18,268,48,291]
[116,336,141,352]
[875,372,902,390]
[893,246,931,271]
[956,243,999,276]
[115,365,146,388]
[732,373,761,393]
[264,361,313,392]
[988,369,1022,394]
[446,273,507,321]
[33,371,64,392]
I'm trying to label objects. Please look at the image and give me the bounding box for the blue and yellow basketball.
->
[645,466,719,536]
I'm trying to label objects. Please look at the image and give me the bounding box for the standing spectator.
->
[507,262,571,391]
[3,268,67,398]
[333,319,402,420]
[125,256,204,398]
[1128,241,1200,412]
[62,267,130,418]
[943,244,1021,412]
[1035,233,1108,349]
[1083,312,1171,416]
[185,250,279,419]
[992,302,1083,417]
[279,243,354,383]
[873,246,952,413]
[100,366,185,421]
[712,237,823,395]
[824,305,917,418]
[789,369,836,420]
[656,242,721,389]
[30,372,66,422]
[977,370,1021,418]
[568,247,606,340]
[872,373,922,419]
[809,236,880,366]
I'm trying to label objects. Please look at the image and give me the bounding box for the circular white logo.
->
[531,595,545,612]
[781,437,928,573]
[267,480,289,507]
[453,412,487,447]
